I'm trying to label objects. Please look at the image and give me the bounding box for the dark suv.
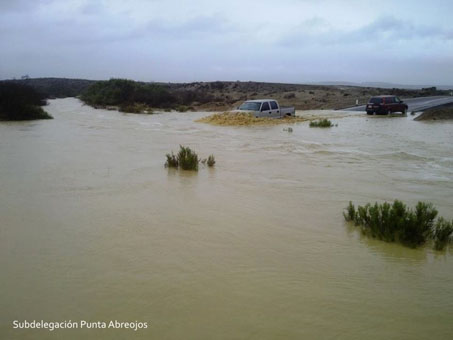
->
[366,95,408,115]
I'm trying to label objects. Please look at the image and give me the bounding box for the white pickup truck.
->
[235,99,295,118]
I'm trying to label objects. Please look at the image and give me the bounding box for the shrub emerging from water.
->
[119,103,152,114]
[433,218,453,250]
[165,146,218,171]
[177,145,199,170]
[165,152,179,168]
[309,119,333,128]
[207,155,215,167]
[0,82,52,121]
[176,105,189,112]
[344,200,452,250]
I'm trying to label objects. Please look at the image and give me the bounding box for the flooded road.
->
[1,98,453,339]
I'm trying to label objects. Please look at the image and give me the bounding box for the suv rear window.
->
[369,98,382,104]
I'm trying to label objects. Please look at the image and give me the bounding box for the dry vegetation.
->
[6,78,450,112]
[415,103,453,121]
[196,112,310,126]
[168,81,448,111]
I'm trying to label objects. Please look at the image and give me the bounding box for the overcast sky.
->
[1,0,452,85]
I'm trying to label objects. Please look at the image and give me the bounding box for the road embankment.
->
[415,103,453,121]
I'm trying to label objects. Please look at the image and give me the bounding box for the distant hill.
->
[2,78,95,98]
[310,81,453,91]
[1,77,451,111]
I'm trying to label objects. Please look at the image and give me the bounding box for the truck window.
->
[270,101,278,110]
[261,102,270,111]
[238,102,261,111]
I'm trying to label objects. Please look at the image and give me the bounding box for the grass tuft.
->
[177,145,199,170]
[433,217,453,250]
[207,155,215,167]
[165,152,178,168]
[176,105,189,112]
[309,119,333,128]
[165,146,218,171]
[343,201,356,222]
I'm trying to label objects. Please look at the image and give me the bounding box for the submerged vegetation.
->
[177,145,199,170]
[80,78,215,112]
[118,103,153,114]
[165,152,179,168]
[165,145,214,171]
[0,82,52,121]
[206,155,216,167]
[433,218,453,250]
[344,201,453,250]
[165,146,216,171]
[309,119,333,127]
[81,79,172,113]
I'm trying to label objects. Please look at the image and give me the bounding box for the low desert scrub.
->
[165,152,179,168]
[119,103,152,114]
[177,145,199,170]
[284,92,296,99]
[344,200,453,250]
[176,105,189,112]
[309,119,333,128]
[165,146,216,171]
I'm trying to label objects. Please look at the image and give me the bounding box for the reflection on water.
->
[345,223,428,264]
[0,98,452,340]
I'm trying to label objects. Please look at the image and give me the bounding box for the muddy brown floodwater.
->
[1,98,453,340]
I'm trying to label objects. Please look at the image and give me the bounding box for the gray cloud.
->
[0,0,49,12]
[1,0,453,85]
[281,16,453,47]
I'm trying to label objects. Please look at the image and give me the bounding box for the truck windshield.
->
[238,102,261,111]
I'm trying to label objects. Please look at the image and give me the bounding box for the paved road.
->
[341,96,453,112]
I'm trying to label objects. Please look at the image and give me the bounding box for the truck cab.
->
[237,99,295,118]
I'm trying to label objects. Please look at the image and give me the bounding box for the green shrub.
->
[165,146,217,171]
[344,200,448,249]
[399,202,437,247]
[343,201,356,222]
[309,119,333,128]
[433,218,453,250]
[118,103,152,114]
[165,152,178,168]
[0,82,52,121]
[176,105,189,112]
[177,145,199,170]
[81,78,173,108]
[207,155,215,167]
[119,104,140,113]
